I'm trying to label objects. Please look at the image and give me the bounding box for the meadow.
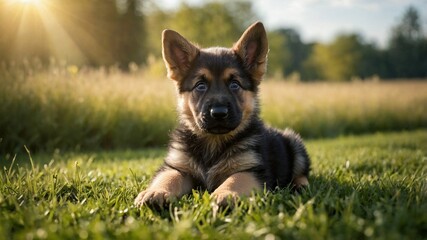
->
[0,65,427,239]
[0,64,426,152]
[0,130,426,239]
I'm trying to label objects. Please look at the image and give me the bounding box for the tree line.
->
[263,6,427,81]
[0,0,146,69]
[0,0,426,81]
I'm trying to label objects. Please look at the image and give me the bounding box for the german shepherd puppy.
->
[134,22,310,207]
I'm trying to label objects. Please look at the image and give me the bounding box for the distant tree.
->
[392,6,423,41]
[61,0,146,68]
[300,43,322,81]
[267,31,288,77]
[358,42,384,78]
[168,2,250,47]
[144,7,171,59]
[0,0,146,68]
[143,1,257,66]
[269,28,312,80]
[267,28,311,79]
[304,34,366,81]
[115,0,147,69]
[388,6,427,78]
[280,29,308,77]
[143,1,256,76]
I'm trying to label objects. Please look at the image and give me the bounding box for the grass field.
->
[1,66,426,238]
[1,130,426,239]
[1,65,426,152]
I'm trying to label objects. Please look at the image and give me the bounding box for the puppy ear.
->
[162,30,199,82]
[233,22,269,84]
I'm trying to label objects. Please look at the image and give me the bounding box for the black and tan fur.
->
[134,22,310,207]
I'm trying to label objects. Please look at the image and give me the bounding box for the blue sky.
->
[157,0,427,47]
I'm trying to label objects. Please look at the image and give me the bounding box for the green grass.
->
[1,130,426,239]
[1,64,426,152]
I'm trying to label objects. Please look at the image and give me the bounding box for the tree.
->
[0,0,147,68]
[56,0,146,68]
[267,28,311,79]
[143,1,257,72]
[388,6,427,78]
[300,43,323,81]
[115,0,147,69]
[267,31,288,78]
[304,34,366,81]
[168,2,249,47]
[144,7,171,59]
[281,29,308,77]
[392,6,423,41]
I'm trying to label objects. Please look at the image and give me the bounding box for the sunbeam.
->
[35,3,87,64]
[2,0,103,65]
[8,0,43,6]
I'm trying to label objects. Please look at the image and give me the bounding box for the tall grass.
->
[0,65,176,152]
[1,64,426,152]
[260,80,427,138]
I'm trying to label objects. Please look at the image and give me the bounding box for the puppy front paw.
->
[211,190,239,207]
[134,189,175,207]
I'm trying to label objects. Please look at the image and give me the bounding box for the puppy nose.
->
[210,106,228,119]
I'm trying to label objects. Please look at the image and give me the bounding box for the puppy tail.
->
[283,128,311,186]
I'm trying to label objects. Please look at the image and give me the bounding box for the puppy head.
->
[162,22,268,136]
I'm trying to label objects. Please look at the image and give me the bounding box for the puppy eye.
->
[195,81,208,92]
[229,81,241,91]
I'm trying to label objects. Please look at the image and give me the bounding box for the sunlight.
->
[5,0,44,10]
[4,0,89,64]
[4,0,112,65]
[36,5,87,64]
[12,0,42,5]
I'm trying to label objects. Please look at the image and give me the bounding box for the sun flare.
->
[21,0,37,3]
[10,0,42,5]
